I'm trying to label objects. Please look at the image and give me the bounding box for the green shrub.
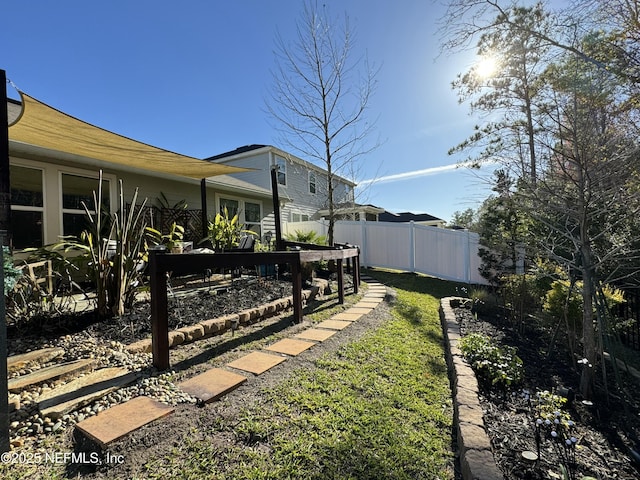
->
[2,246,22,295]
[459,332,524,390]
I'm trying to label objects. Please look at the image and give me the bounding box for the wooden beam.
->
[148,247,359,368]
[0,69,9,453]
[200,178,208,241]
[270,167,283,251]
[150,247,169,370]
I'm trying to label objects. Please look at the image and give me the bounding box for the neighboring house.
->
[206,144,361,235]
[6,93,273,251]
[378,211,446,228]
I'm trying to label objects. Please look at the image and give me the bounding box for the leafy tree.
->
[266,1,380,245]
[448,3,551,184]
[476,170,529,285]
[449,208,478,230]
[441,0,640,398]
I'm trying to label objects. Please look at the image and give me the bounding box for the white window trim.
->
[308,171,317,195]
[274,156,287,186]
[58,168,117,235]
[216,194,263,231]
[10,163,46,249]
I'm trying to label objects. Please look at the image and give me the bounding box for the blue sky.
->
[2,0,497,223]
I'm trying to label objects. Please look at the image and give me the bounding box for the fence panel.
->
[283,219,487,284]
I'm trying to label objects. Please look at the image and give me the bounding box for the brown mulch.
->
[454,305,640,480]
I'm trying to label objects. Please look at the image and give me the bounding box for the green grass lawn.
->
[143,269,463,479]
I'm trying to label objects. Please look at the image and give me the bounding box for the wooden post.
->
[270,167,283,251]
[0,70,11,247]
[353,252,360,294]
[150,246,170,370]
[0,69,10,453]
[291,257,303,323]
[0,241,8,453]
[200,178,208,241]
[337,258,344,304]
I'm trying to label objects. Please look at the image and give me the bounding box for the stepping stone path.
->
[75,396,174,447]
[10,277,387,448]
[38,368,140,419]
[178,368,248,404]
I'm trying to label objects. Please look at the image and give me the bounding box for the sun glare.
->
[476,56,499,79]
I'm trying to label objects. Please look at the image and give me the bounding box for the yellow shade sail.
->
[9,92,249,179]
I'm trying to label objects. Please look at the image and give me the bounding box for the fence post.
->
[409,221,416,273]
[464,229,471,284]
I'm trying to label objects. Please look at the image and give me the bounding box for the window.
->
[219,198,262,238]
[220,198,239,218]
[61,173,110,238]
[275,156,287,186]
[309,171,316,194]
[244,202,261,237]
[291,212,310,223]
[10,165,44,249]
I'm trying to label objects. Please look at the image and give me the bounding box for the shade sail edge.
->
[9,92,251,179]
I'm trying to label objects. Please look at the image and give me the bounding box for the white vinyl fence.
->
[283,220,487,284]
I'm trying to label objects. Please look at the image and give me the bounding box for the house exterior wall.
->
[8,152,273,249]
[211,146,356,227]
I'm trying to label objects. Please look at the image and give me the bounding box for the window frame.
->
[308,170,317,195]
[59,169,116,238]
[218,195,263,238]
[10,163,45,249]
[274,156,287,186]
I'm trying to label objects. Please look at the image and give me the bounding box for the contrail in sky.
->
[358,162,475,187]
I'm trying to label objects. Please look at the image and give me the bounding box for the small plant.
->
[206,207,243,251]
[2,246,22,295]
[285,229,327,245]
[533,390,580,480]
[55,172,150,318]
[459,332,524,390]
[146,222,185,253]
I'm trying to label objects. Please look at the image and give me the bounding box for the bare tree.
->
[266,1,380,245]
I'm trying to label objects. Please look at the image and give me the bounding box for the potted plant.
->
[146,222,185,253]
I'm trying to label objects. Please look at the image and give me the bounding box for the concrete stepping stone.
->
[347,307,374,315]
[8,347,65,374]
[355,300,381,308]
[75,396,174,447]
[38,367,139,419]
[227,352,287,375]
[266,338,316,356]
[178,368,247,403]
[294,328,337,342]
[316,319,352,330]
[365,292,386,298]
[332,312,363,321]
[7,359,95,392]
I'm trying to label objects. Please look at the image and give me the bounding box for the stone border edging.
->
[440,297,503,480]
[126,289,314,354]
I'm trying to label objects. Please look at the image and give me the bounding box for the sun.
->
[475,56,499,79]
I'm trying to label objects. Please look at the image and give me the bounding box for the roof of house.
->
[205,144,268,161]
[379,211,444,223]
[206,144,357,187]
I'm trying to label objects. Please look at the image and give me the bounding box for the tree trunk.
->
[579,243,596,400]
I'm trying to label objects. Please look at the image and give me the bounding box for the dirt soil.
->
[454,305,640,480]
